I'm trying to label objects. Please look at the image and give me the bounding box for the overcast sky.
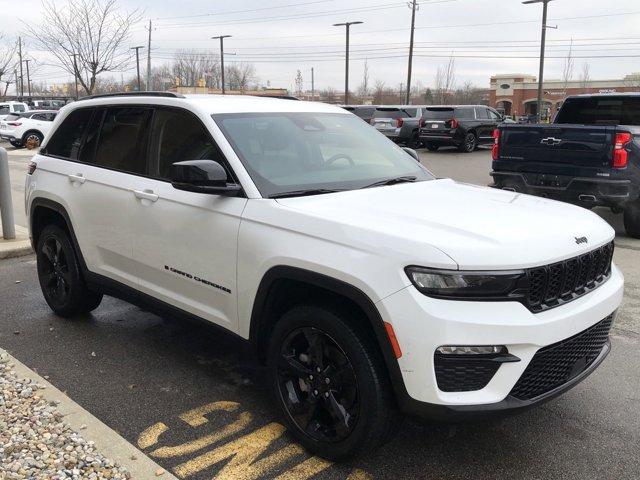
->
[2,0,640,93]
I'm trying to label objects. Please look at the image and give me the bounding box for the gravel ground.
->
[0,351,131,479]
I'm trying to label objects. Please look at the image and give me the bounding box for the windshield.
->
[555,97,640,125]
[214,112,433,198]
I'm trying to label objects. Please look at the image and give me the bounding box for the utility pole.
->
[70,53,80,100]
[311,67,315,101]
[14,69,18,97]
[18,37,23,98]
[146,20,152,91]
[406,0,418,105]
[212,35,232,94]
[524,0,554,122]
[131,46,144,91]
[24,59,31,99]
[333,21,363,105]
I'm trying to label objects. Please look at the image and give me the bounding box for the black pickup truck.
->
[491,93,640,238]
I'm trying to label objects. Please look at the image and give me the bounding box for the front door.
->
[131,107,246,332]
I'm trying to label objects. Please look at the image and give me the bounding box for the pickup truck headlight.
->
[405,266,527,300]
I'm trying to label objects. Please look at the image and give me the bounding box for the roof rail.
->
[77,91,185,101]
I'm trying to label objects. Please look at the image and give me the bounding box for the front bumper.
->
[490,171,638,208]
[377,263,623,419]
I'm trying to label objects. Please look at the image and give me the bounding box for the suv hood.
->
[276,179,615,270]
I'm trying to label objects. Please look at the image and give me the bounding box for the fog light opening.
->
[436,345,508,355]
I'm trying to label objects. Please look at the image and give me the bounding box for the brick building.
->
[489,73,640,120]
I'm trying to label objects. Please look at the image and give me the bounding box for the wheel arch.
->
[21,129,44,143]
[249,265,410,404]
[30,198,88,271]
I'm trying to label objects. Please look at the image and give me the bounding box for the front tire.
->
[267,304,400,460]
[36,225,103,317]
[623,200,640,238]
[458,132,477,153]
[9,140,23,148]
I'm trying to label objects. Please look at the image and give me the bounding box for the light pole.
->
[524,0,554,122]
[333,21,363,105]
[406,1,418,105]
[131,46,144,91]
[212,35,232,94]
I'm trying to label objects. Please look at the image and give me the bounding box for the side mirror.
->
[170,160,241,196]
[402,147,420,162]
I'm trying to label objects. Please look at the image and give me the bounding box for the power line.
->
[152,0,336,20]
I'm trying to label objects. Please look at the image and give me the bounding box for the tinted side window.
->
[78,109,105,164]
[94,107,152,175]
[456,107,476,119]
[150,108,221,179]
[487,109,502,121]
[475,107,489,119]
[0,106,9,115]
[46,108,93,159]
[32,113,47,120]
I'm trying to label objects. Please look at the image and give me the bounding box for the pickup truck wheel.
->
[425,143,439,152]
[267,304,400,460]
[36,225,103,318]
[623,201,640,239]
[458,132,477,153]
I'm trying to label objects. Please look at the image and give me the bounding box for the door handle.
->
[68,173,86,184]
[133,189,159,202]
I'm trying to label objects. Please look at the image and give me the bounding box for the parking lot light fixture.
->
[212,35,232,94]
[523,0,554,123]
[333,21,363,105]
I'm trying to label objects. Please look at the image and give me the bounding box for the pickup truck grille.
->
[526,242,614,312]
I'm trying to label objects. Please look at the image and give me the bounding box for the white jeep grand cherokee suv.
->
[25,93,623,460]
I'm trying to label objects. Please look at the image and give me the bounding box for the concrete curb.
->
[0,225,34,259]
[1,348,178,480]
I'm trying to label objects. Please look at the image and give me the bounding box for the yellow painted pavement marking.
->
[178,401,240,427]
[273,455,333,480]
[346,469,373,480]
[138,422,169,449]
[152,411,253,459]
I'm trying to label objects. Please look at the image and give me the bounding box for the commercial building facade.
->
[489,73,640,120]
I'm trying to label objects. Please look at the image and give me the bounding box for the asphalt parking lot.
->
[1,143,640,479]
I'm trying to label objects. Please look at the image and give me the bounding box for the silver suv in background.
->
[370,106,425,148]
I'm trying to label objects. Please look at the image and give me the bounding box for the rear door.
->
[44,106,152,287]
[131,107,246,332]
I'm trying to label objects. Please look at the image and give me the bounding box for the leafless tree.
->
[451,81,484,105]
[372,80,386,104]
[562,38,574,91]
[357,59,370,99]
[434,54,456,104]
[24,0,141,95]
[0,34,17,99]
[226,62,257,92]
[172,50,220,89]
[624,73,640,88]
[579,62,591,89]
[294,69,304,96]
[320,87,339,104]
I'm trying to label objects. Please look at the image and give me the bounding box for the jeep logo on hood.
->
[575,236,588,245]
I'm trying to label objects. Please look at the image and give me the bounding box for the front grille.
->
[526,242,614,312]
[510,314,614,400]
[434,356,500,392]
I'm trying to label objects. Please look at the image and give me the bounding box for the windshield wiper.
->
[270,188,344,199]
[362,175,418,189]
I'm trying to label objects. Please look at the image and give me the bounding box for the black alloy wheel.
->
[459,132,477,153]
[36,225,103,317]
[276,327,359,443]
[39,235,71,306]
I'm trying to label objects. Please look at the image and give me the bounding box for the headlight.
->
[405,266,527,300]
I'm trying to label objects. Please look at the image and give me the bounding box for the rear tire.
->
[425,143,439,152]
[407,131,422,149]
[36,225,103,318]
[458,132,477,153]
[9,140,22,148]
[22,131,43,150]
[267,304,401,460]
[623,200,640,239]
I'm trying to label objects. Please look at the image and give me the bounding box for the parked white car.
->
[25,93,623,460]
[0,101,29,121]
[0,110,58,149]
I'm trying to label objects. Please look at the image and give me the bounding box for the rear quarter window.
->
[45,108,94,159]
[455,107,476,119]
